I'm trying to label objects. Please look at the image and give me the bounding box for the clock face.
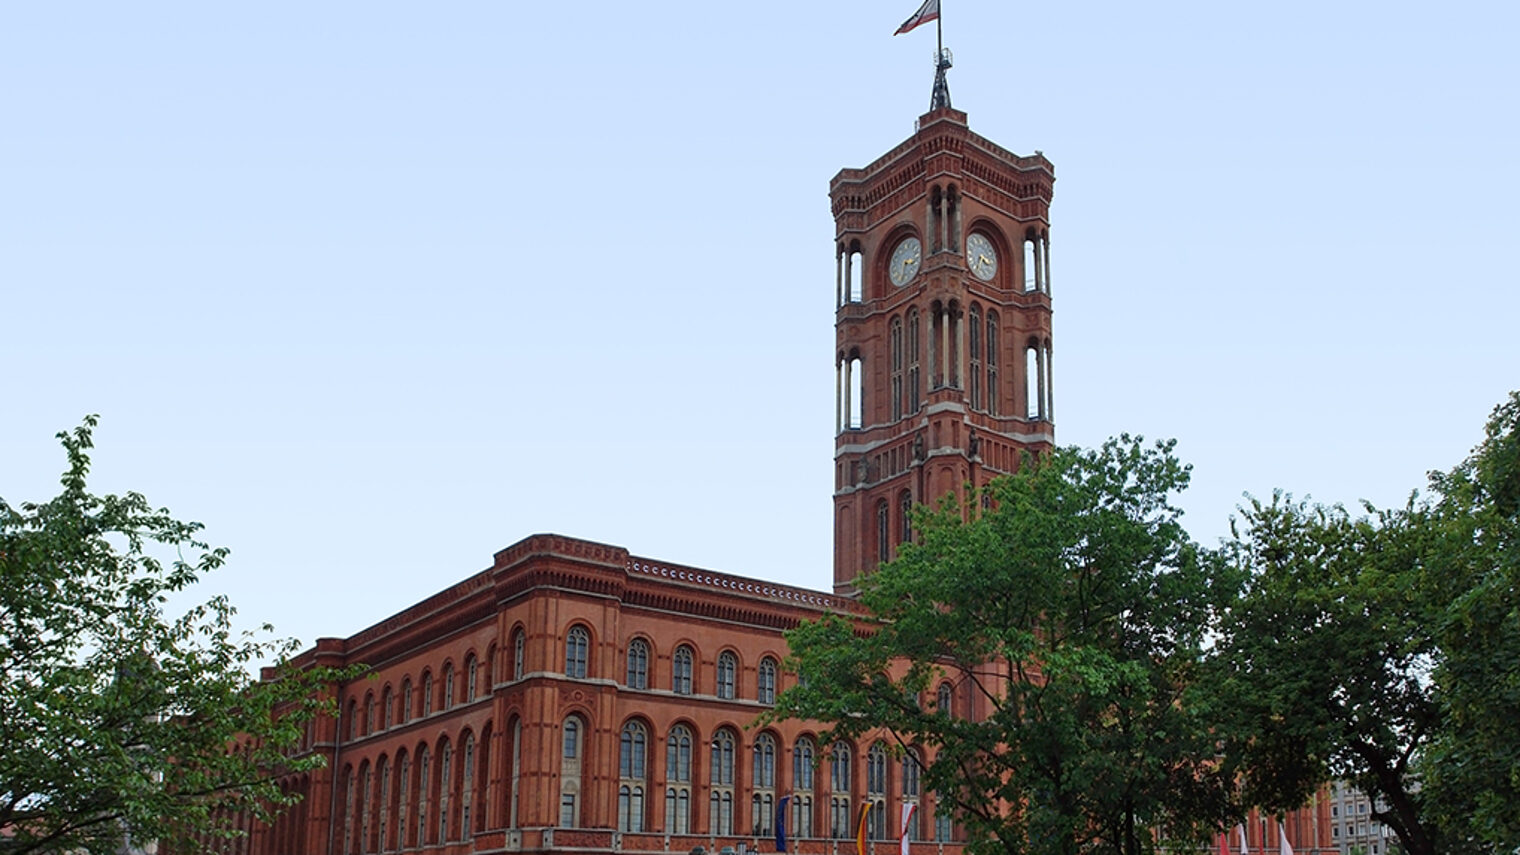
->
[966,233,998,281]
[888,237,922,287]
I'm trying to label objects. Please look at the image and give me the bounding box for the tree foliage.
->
[1211,391,1520,855]
[1422,392,1520,850]
[1208,495,1445,855]
[0,417,349,855]
[770,437,1242,855]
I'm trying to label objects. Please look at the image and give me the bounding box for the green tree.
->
[1422,391,1520,850]
[1208,495,1446,855]
[1211,392,1520,855]
[770,437,1241,855]
[0,417,349,855]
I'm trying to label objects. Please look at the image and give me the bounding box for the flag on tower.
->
[894,0,940,35]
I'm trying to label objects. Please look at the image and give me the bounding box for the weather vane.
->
[894,0,951,110]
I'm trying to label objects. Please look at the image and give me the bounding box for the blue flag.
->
[776,794,792,852]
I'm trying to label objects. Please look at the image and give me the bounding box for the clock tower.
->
[832,106,1055,593]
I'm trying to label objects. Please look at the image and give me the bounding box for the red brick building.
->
[239,103,1332,855]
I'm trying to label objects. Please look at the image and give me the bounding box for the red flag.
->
[1219,832,1230,855]
[894,0,940,35]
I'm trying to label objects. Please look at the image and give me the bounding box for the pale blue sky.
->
[4,1,1517,650]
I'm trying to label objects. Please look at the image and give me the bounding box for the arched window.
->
[512,627,525,680]
[890,315,904,419]
[672,645,693,695]
[752,733,777,836]
[716,651,737,700]
[415,745,430,846]
[461,732,475,840]
[438,738,452,842]
[364,692,376,735]
[900,490,914,544]
[907,307,922,413]
[986,310,1000,416]
[902,749,923,841]
[665,724,693,834]
[421,671,433,717]
[829,742,852,838]
[793,737,816,838]
[442,662,455,709]
[381,687,393,730]
[400,678,413,723]
[626,639,649,689]
[877,499,890,564]
[347,699,359,742]
[396,749,411,849]
[969,305,983,410]
[465,654,478,703]
[560,716,584,828]
[565,626,589,679]
[342,765,355,854]
[710,728,736,835]
[376,755,390,850]
[866,743,888,839]
[937,682,954,717]
[933,791,955,841]
[358,761,371,854]
[618,721,647,832]
[757,657,778,705]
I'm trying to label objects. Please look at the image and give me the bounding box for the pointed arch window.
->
[421,671,433,716]
[716,651,737,700]
[397,749,411,849]
[758,657,778,705]
[400,679,413,723]
[877,499,890,564]
[665,724,693,834]
[465,654,478,703]
[565,626,589,679]
[365,692,376,735]
[512,627,525,680]
[900,490,914,544]
[381,687,393,730]
[672,645,693,695]
[937,682,954,717]
[442,663,455,709]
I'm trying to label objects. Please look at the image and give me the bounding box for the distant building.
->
[1328,782,1398,855]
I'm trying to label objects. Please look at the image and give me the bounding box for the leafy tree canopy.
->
[769,437,1243,855]
[0,417,351,855]
[1210,390,1520,855]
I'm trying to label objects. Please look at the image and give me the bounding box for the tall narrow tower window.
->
[900,490,914,544]
[1024,236,1039,292]
[906,308,921,412]
[890,316,904,420]
[969,305,983,410]
[877,500,890,565]
[849,244,863,303]
[986,311,999,416]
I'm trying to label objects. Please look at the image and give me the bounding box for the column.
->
[835,360,843,433]
[1045,343,1054,422]
[1036,345,1047,420]
[1042,235,1052,294]
[836,249,843,307]
[956,310,966,390]
[940,310,951,390]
